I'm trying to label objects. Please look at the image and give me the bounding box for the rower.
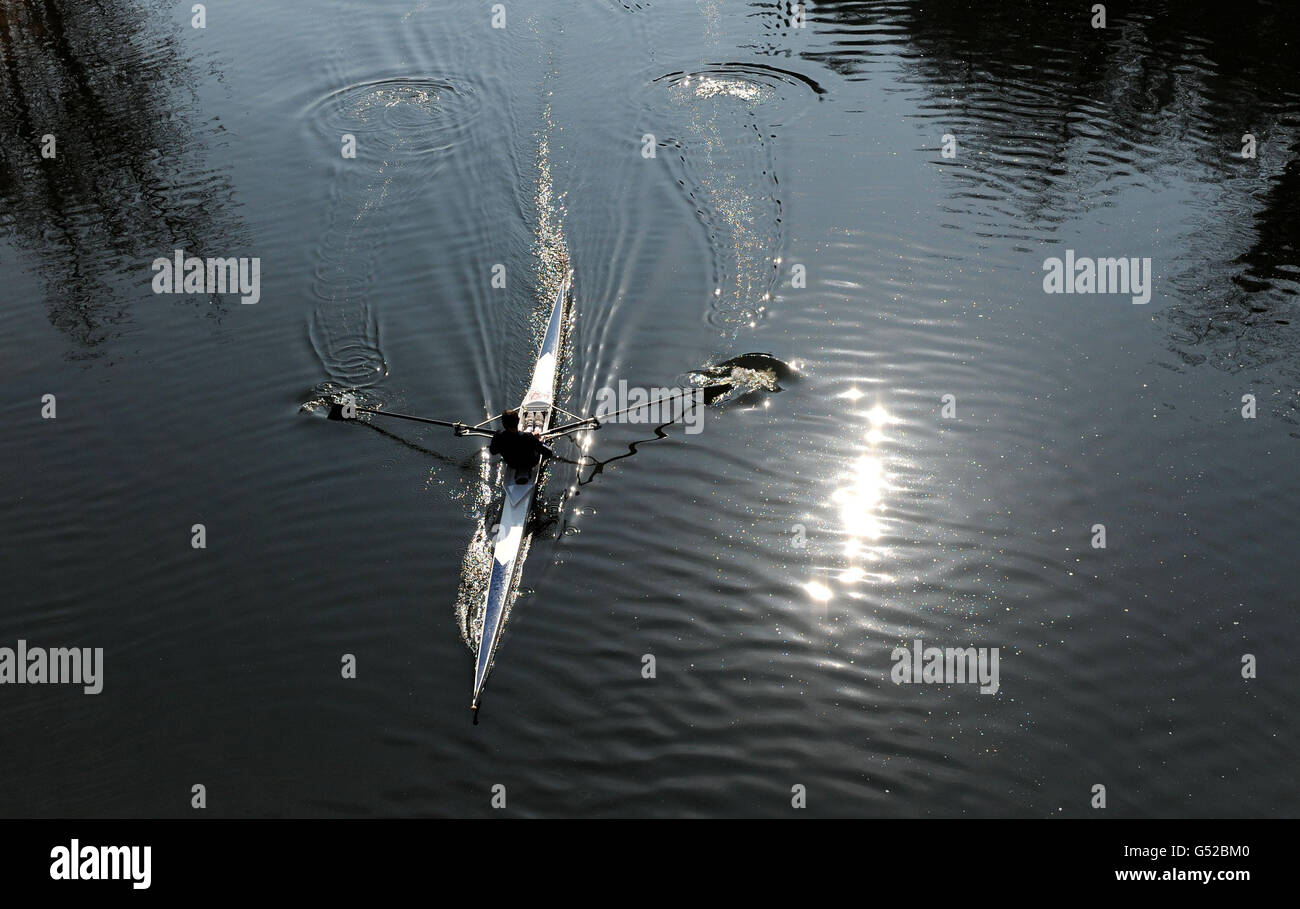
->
[489,408,555,483]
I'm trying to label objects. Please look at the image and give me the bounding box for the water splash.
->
[688,352,795,405]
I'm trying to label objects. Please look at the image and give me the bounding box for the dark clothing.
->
[489,429,555,473]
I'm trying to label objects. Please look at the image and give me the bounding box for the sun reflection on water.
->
[805,396,895,608]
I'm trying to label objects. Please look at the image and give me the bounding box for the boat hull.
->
[471,275,569,710]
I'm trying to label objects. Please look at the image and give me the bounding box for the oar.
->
[327,402,496,438]
[542,389,699,440]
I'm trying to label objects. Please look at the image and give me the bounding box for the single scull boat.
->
[471,272,570,713]
[328,270,700,717]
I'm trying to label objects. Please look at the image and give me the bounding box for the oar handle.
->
[543,417,600,439]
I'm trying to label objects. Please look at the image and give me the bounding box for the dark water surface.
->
[2,0,1297,817]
